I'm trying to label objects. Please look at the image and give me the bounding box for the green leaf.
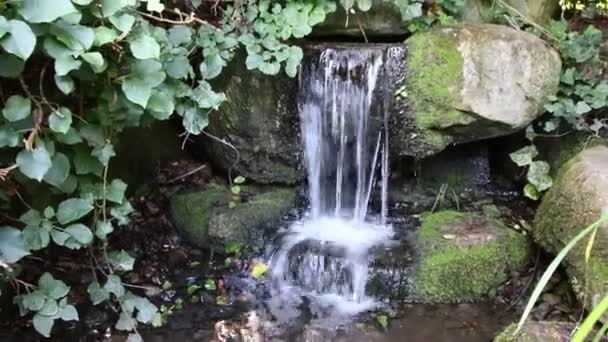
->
[165,55,193,79]
[148,90,175,120]
[38,272,70,299]
[92,144,116,166]
[44,207,55,219]
[49,108,73,134]
[201,53,224,80]
[23,226,50,251]
[59,304,79,321]
[99,0,131,17]
[134,297,157,323]
[33,313,54,337]
[509,145,538,167]
[122,60,166,108]
[104,274,125,297]
[115,311,136,331]
[95,221,114,240]
[1,20,36,60]
[107,179,127,204]
[64,224,93,245]
[146,0,165,12]
[357,0,372,11]
[575,101,592,115]
[234,176,246,184]
[376,313,388,330]
[187,284,200,295]
[0,53,25,77]
[204,278,216,290]
[82,52,106,73]
[74,147,103,175]
[523,183,540,200]
[109,14,135,32]
[129,35,161,60]
[19,0,77,23]
[0,227,29,263]
[111,200,134,225]
[54,74,75,95]
[108,250,135,271]
[43,153,70,187]
[87,281,110,305]
[39,299,59,316]
[527,161,552,191]
[168,25,192,46]
[17,147,53,182]
[93,27,118,46]
[20,209,42,226]
[251,261,269,279]
[20,291,45,311]
[127,333,143,342]
[51,229,70,246]
[49,21,94,52]
[55,56,82,76]
[0,17,8,39]
[3,95,31,122]
[56,198,94,225]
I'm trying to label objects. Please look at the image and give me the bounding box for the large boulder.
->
[534,144,608,310]
[169,183,296,250]
[494,321,576,342]
[464,0,559,26]
[392,24,561,157]
[367,210,529,302]
[200,54,302,185]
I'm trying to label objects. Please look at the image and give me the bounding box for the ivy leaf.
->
[93,27,118,46]
[127,333,143,342]
[32,313,54,337]
[95,221,114,240]
[59,304,79,321]
[201,53,224,80]
[49,107,73,134]
[43,152,71,187]
[50,21,95,52]
[108,250,135,271]
[575,101,592,115]
[107,179,127,204]
[39,299,59,316]
[82,52,106,73]
[0,227,29,263]
[509,145,538,167]
[0,17,8,39]
[51,229,70,246]
[165,55,193,79]
[99,0,131,17]
[92,144,116,166]
[54,75,75,95]
[168,25,192,46]
[527,161,553,191]
[115,311,136,331]
[134,297,157,323]
[122,60,166,108]
[19,0,77,23]
[110,201,134,225]
[146,0,165,12]
[56,198,94,225]
[129,35,161,60]
[250,261,269,279]
[23,226,50,251]
[357,0,373,11]
[104,274,126,297]
[64,224,93,245]
[17,147,53,182]
[2,95,31,122]
[109,14,136,32]
[20,209,42,226]
[147,90,175,120]
[1,20,36,60]
[523,183,540,200]
[38,272,70,299]
[55,56,82,76]
[0,54,25,77]
[87,281,110,305]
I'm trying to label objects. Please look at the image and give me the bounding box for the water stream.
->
[267,46,395,321]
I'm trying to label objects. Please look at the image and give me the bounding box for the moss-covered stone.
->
[169,183,296,249]
[533,145,608,310]
[465,0,559,26]
[494,322,576,342]
[412,210,529,302]
[393,24,561,158]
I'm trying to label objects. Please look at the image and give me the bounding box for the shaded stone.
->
[464,0,559,26]
[410,210,529,302]
[393,24,561,157]
[494,321,576,342]
[534,144,608,311]
[200,52,303,185]
[169,182,296,249]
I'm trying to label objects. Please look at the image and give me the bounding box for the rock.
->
[410,210,529,302]
[392,24,561,157]
[169,182,296,249]
[312,0,408,38]
[464,0,559,26]
[200,53,302,185]
[534,144,608,310]
[494,321,576,342]
[536,134,607,178]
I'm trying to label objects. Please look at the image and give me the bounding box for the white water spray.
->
[268,46,393,319]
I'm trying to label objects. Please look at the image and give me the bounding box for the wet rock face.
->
[392,24,562,157]
[494,321,576,342]
[409,210,529,302]
[169,183,296,250]
[534,144,608,311]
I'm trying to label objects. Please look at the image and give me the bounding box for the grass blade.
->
[591,322,608,342]
[573,295,608,342]
[515,214,608,334]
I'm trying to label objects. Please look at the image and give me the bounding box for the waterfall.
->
[268,46,394,319]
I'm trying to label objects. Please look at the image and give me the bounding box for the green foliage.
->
[542,20,608,134]
[0,0,338,337]
[509,138,553,200]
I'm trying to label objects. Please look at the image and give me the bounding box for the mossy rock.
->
[464,0,559,26]
[411,210,529,302]
[392,24,561,158]
[494,322,576,342]
[534,144,608,310]
[197,50,303,185]
[170,183,296,250]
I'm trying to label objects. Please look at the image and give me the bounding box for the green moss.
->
[494,322,576,342]
[494,324,531,342]
[406,29,474,130]
[169,183,229,247]
[414,210,529,302]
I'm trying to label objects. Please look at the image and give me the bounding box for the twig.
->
[135,9,208,26]
[18,77,43,150]
[0,164,18,181]
[166,164,207,183]
[355,14,368,43]
[202,130,240,184]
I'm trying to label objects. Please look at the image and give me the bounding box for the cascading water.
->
[267,46,395,320]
